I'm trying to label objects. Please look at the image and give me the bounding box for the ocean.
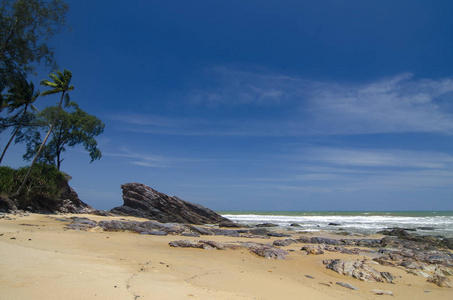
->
[219,211,453,238]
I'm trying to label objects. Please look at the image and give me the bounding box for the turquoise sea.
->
[218,211,453,238]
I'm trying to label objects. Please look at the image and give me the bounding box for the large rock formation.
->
[0,174,96,214]
[110,183,231,225]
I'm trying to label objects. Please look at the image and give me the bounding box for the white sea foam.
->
[221,213,453,237]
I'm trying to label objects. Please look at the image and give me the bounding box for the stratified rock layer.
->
[110,183,231,225]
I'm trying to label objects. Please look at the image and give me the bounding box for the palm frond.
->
[41,89,62,97]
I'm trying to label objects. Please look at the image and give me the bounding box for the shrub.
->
[0,164,65,207]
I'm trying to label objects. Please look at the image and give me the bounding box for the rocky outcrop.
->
[110,183,231,225]
[169,240,289,259]
[0,174,96,214]
[324,259,396,283]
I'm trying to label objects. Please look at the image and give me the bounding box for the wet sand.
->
[0,213,451,299]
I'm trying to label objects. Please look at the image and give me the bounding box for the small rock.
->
[273,238,298,246]
[336,282,358,290]
[267,232,291,237]
[301,245,325,255]
[371,289,394,296]
[140,230,167,236]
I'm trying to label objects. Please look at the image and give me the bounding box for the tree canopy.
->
[0,0,68,107]
[20,102,105,170]
[0,75,39,164]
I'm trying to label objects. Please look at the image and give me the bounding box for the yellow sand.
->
[0,213,451,299]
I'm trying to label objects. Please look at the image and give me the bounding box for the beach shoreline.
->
[1,213,452,299]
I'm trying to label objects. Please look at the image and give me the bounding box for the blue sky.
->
[2,0,453,211]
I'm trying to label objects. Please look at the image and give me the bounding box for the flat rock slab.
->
[336,282,358,290]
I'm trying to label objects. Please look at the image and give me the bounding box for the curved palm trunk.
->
[13,92,66,197]
[0,105,28,164]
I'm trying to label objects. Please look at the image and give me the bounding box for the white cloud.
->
[308,73,453,134]
[189,67,453,135]
[106,67,453,137]
[303,147,453,169]
[103,147,169,168]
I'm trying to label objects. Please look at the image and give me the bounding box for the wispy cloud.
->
[105,67,453,137]
[102,146,239,168]
[307,73,453,134]
[302,147,453,169]
[108,113,179,127]
[189,67,453,136]
[189,66,309,105]
[104,147,169,168]
[240,147,453,193]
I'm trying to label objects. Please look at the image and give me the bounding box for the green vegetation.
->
[15,68,74,195]
[0,0,69,106]
[0,2,104,203]
[0,75,39,164]
[20,101,105,170]
[0,163,65,207]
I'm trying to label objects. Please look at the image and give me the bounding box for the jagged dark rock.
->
[110,183,231,225]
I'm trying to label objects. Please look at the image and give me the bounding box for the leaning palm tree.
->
[14,69,74,196]
[0,76,40,164]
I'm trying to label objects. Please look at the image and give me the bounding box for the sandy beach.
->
[0,213,451,300]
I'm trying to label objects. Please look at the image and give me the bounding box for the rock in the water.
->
[110,183,231,225]
[336,282,358,290]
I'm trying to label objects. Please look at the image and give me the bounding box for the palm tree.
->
[0,76,40,164]
[14,69,74,196]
